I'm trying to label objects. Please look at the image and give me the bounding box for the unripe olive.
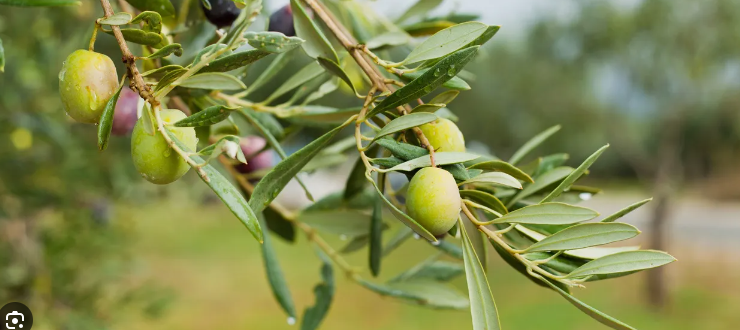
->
[406,167,461,236]
[268,5,296,37]
[111,88,140,136]
[236,136,275,173]
[418,118,466,152]
[59,49,119,124]
[201,0,241,28]
[131,109,197,184]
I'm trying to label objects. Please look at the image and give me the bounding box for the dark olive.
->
[268,5,296,37]
[201,0,241,28]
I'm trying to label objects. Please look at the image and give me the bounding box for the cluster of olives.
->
[201,1,296,37]
[406,118,466,237]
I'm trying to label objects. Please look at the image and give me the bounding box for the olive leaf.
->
[290,0,339,62]
[246,50,294,95]
[196,135,247,164]
[104,28,163,46]
[369,195,383,276]
[153,68,187,92]
[146,43,183,59]
[140,102,156,136]
[460,172,523,189]
[361,280,468,309]
[460,190,508,215]
[468,160,534,183]
[317,57,359,96]
[411,103,445,113]
[389,259,464,283]
[0,38,4,72]
[174,105,238,127]
[508,125,562,165]
[430,90,460,104]
[372,112,438,141]
[600,198,652,223]
[142,64,184,77]
[565,250,676,279]
[489,238,571,294]
[263,60,324,104]
[97,12,132,25]
[300,250,334,330]
[259,219,297,320]
[541,144,609,203]
[401,69,471,90]
[507,166,574,208]
[97,83,124,151]
[365,31,411,50]
[515,225,640,260]
[177,72,246,90]
[524,223,640,253]
[165,130,263,242]
[487,203,598,225]
[379,152,480,172]
[461,222,501,330]
[244,31,304,53]
[368,46,480,118]
[250,122,349,214]
[401,22,488,65]
[131,11,162,33]
[124,0,175,17]
[396,0,444,24]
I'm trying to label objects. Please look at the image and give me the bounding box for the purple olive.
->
[268,5,296,37]
[236,136,275,173]
[201,0,241,28]
[111,88,139,136]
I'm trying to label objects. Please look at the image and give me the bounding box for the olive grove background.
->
[1,0,739,329]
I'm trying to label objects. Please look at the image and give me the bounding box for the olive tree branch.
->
[303,0,436,167]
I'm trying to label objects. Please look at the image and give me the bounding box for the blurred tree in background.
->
[0,3,170,328]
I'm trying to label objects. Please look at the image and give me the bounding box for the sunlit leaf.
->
[97,84,124,151]
[244,31,304,53]
[291,0,338,62]
[178,72,246,90]
[402,69,471,90]
[601,198,652,223]
[402,22,488,65]
[396,0,444,23]
[565,250,675,279]
[174,105,236,127]
[524,223,640,253]
[146,43,183,59]
[372,112,438,141]
[103,28,162,46]
[381,152,480,172]
[260,220,297,319]
[461,222,501,330]
[300,250,334,330]
[460,172,522,189]
[264,60,324,103]
[468,160,533,183]
[460,190,508,215]
[541,145,609,203]
[507,166,574,208]
[98,12,132,25]
[488,203,598,225]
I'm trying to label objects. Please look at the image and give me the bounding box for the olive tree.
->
[0,0,675,329]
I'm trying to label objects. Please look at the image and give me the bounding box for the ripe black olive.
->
[201,0,241,28]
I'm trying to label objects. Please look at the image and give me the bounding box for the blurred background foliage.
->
[0,0,738,329]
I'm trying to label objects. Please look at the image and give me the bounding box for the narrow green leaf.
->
[430,90,460,105]
[298,210,372,237]
[104,28,163,46]
[250,122,348,213]
[165,130,263,242]
[369,195,383,276]
[390,259,464,283]
[489,203,598,225]
[468,160,533,183]
[300,250,334,330]
[460,172,522,189]
[565,250,675,279]
[263,205,296,242]
[370,181,437,242]
[461,222,501,330]
[412,103,445,113]
[97,84,124,150]
[0,0,79,6]
[200,49,271,73]
[142,64,183,77]
[375,137,428,160]
[515,225,640,260]
[434,239,463,259]
[525,223,640,253]
[534,276,636,330]
[291,0,339,62]
[153,68,186,92]
[125,0,175,17]
[146,43,183,59]
[246,50,294,95]
[462,213,488,271]
[489,238,570,293]
[344,156,368,201]
[380,280,470,309]
[460,190,508,215]
[466,25,500,47]
[340,235,369,254]
[541,145,609,203]
[383,226,413,257]
[396,0,444,24]
[507,166,574,208]
[264,60,324,103]
[382,152,480,172]
[402,22,488,65]
[260,221,297,319]
[317,57,358,95]
[98,12,132,25]
[508,125,562,165]
[369,46,480,118]
[131,11,162,33]
[178,72,246,90]
[373,113,438,141]
[365,31,411,50]
[302,78,339,105]
[601,198,652,223]
[402,69,471,90]
[174,105,236,127]
[140,102,156,135]
[244,31,304,53]
[238,108,313,201]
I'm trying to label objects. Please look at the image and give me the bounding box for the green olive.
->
[406,167,461,236]
[418,118,465,152]
[131,109,197,184]
[59,49,119,124]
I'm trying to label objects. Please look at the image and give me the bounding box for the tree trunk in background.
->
[646,114,683,311]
